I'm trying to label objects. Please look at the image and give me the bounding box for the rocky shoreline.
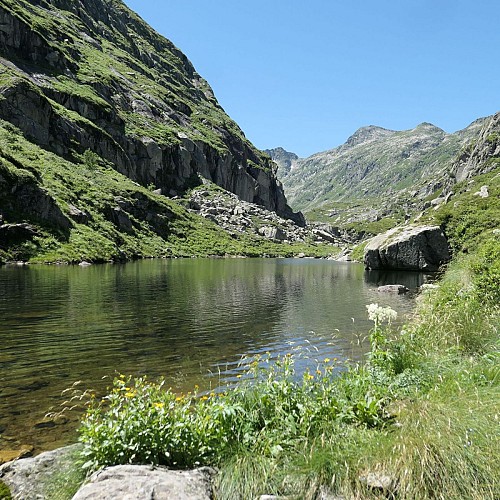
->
[0,445,394,499]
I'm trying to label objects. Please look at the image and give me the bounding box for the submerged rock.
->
[364,225,450,271]
[0,446,33,466]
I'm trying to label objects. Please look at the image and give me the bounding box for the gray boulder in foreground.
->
[0,444,81,499]
[72,465,215,500]
[364,225,450,271]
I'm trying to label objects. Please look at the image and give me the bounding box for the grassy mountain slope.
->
[0,0,310,263]
[274,118,486,223]
[0,118,332,263]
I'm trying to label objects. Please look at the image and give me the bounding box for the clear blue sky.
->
[124,0,499,157]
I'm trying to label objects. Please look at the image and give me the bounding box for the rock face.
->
[364,225,451,271]
[449,112,500,184]
[0,444,80,499]
[0,0,302,229]
[73,465,215,500]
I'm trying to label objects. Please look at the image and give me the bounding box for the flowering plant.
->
[366,303,397,327]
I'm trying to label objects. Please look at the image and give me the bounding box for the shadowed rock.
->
[364,225,450,271]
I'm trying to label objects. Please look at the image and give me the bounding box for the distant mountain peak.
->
[345,125,395,147]
[415,122,445,133]
[264,147,300,177]
[265,147,299,160]
[278,115,489,214]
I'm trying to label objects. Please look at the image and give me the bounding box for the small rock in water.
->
[33,419,56,429]
[18,380,50,391]
[377,284,409,294]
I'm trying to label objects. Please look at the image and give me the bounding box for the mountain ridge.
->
[0,0,303,223]
[269,117,489,217]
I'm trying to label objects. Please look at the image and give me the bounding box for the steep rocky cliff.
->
[0,0,302,238]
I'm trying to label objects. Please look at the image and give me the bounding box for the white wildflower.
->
[366,303,398,325]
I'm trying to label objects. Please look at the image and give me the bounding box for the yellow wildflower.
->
[324,358,331,363]
[154,402,164,409]
[125,391,136,398]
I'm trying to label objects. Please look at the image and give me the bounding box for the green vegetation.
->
[0,480,11,500]
[486,132,499,143]
[344,216,399,236]
[38,448,86,500]
[431,170,500,252]
[0,120,331,263]
[350,241,367,262]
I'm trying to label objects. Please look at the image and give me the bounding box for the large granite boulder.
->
[0,445,215,500]
[0,444,81,499]
[72,465,215,500]
[364,225,450,271]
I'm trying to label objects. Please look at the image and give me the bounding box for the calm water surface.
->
[0,258,426,453]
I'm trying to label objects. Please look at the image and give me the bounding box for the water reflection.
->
[0,259,423,453]
[364,268,429,289]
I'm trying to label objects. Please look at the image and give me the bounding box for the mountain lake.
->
[0,258,428,454]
